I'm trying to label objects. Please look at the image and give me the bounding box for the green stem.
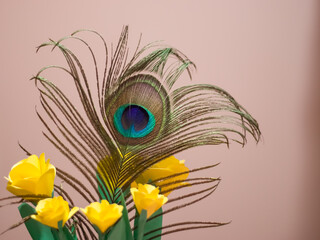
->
[137,210,147,240]
[58,231,67,240]
[99,232,106,240]
[58,221,67,240]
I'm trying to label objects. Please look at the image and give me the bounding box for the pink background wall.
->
[1,1,319,239]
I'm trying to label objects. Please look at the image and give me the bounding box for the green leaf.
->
[51,228,60,240]
[18,203,54,240]
[106,217,126,240]
[56,220,75,240]
[62,225,76,240]
[107,189,133,240]
[134,208,163,240]
[70,222,78,240]
[143,208,163,240]
[136,210,147,240]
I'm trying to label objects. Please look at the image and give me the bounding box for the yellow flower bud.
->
[31,196,79,229]
[6,153,56,200]
[81,200,123,234]
[135,156,189,196]
[130,184,168,218]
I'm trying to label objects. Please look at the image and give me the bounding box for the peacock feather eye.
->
[114,104,156,138]
[105,74,170,146]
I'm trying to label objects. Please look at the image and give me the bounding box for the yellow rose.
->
[81,200,123,234]
[31,196,79,229]
[6,153,56,200]
[135,156,189,196]
[130,184,168,218]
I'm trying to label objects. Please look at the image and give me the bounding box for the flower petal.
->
[82,201,123,234]
[35,168,55,196]
[131,183,167,218]
[6,154,56,200]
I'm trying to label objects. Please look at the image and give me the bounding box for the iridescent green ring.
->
[113,104,156,138]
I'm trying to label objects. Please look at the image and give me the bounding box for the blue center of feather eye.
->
[114,104,156,138]
[121,105,149,131]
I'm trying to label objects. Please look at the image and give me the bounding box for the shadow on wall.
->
[301,2,320,239]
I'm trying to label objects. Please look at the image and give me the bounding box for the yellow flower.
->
[81,200,123,234]
[130,184,168,218]
[31,196,79,229]
[6,153,56,200]
[135,156,189,196]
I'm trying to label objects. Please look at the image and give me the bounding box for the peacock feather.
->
[1,26,261,239]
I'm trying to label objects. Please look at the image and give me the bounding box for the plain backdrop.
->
[0,1,319,240]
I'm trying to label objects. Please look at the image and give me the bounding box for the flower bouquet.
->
[1,27,260,240]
